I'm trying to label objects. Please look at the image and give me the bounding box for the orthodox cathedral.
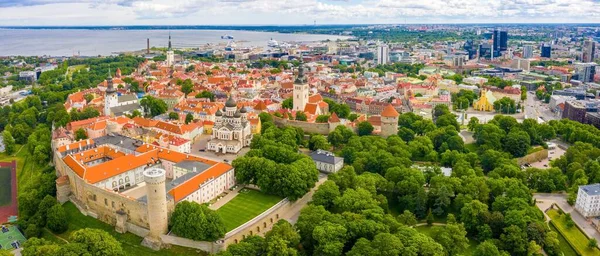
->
[207,96,253,154]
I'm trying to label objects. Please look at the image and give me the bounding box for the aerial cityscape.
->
[3,1,600,256]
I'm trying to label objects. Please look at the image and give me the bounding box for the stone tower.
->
[142,168,168,250]
[104,69,118,116]
[380,103,399,137]
[293,63,309,112]
[166,34,175,67]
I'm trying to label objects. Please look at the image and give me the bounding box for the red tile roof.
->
[381,103,400,117]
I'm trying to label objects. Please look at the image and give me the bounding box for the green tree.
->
[185,113,194,124]
[397,210,417,226]
[312,181,340,210]
[460,200,489,235]
[181,79,194,97]
[312,221,347,256]
[140,96,168,117]
[2,130,15,155]
[316,115,330,123]
[309,135,331,151]
[75,128,87,141]
[169,112,179,120]
[474,240,502,256]
[500,225,528,255]
[468,117,479,131]
[46,204,68,233]
[295,112,307,121]
[589,238,598,249]
[170,201,226,241]
[24,224,40,239]
[195,91,215,101]
[259,112,273,124]
[84,94,94,103]
[431,217,469,255]
[503,130,531,157]
[426,208,434,226]
[69,228,124,256]
[282,98,293,109]
[357,121,374,136]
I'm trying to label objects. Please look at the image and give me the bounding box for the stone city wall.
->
[160,234,223,254]
[272,116,332,134]
[516,148,549,166]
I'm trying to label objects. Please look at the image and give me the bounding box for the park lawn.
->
[548,222,578,256]
[0,167,11,206]
[465,143,479,153]
[216,189,283,232]
[547,209,600,256]
[415,225,478,255]
[56,202,205,256]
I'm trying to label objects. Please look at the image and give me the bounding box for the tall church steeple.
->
[293,62,309,112]
[106,66,116,93]
[166,33,175,67]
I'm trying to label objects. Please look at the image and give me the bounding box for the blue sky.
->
[0,0,600,26]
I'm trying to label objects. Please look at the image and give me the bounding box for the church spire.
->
[294,61,307,84]
[168,32,172,50]
[106,65,115,93]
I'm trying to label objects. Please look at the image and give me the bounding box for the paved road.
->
[524,92,560,122]
[534,193,600,244]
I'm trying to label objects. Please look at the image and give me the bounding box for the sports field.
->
[216,189,283,232]
[0,167,10,206]
[0,225,26,251]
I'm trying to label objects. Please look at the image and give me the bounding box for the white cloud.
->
[1,0,600,25]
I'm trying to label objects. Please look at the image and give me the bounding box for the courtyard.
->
[191,134,250,163]
[215,189,283,232]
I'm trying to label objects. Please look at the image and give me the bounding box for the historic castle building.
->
[52,132,235,250]
[207,96,253,154]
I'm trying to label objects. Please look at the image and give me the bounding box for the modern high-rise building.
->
[492,29,508,55]
[376,44,389,65]
[478,43,492,59]
[464,39,476,59]
[574,62,597,83]
[582,40,596,63]
[522,45,534,58]
[541,43,552,58]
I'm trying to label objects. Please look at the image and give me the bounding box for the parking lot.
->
[530,144,566,169]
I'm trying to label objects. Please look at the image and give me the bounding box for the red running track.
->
[0,161,17,223]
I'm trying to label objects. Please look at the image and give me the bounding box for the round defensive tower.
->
[143,168,168,246]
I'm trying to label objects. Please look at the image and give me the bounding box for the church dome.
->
[234,110,242,118]
[240,107,247,113]
[225,96,237,107]
[216,109,223,116]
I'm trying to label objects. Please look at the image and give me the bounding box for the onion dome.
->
[225,96,237,107]
[240,107,247,113]
[234,110,241,118]
[216,109,223,116]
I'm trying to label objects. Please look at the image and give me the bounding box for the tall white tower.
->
[142,168,168,250]
[376,44,389,65]
[166,34,175,67]
[104,69,118,116]
[293,64,309,112]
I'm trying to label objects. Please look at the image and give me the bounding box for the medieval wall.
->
[272,116,337,134]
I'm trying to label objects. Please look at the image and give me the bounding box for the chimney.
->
[193,167,197,172]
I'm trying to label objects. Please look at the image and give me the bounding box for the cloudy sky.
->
[0,0,600,26]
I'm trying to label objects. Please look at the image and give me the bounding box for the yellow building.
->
[249,117,262,134]
[473,89,496,112]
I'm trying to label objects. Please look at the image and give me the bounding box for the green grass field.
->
[0,167,11,206]
[547,209,600,256]
[548,222,578,256]
[56,202,205,256]
[415,225,478,255]
[216,189,283,232]
[0,225,26,251]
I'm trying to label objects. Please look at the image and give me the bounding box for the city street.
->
[524,91,560,122]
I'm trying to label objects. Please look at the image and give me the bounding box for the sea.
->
[0,29,349,57]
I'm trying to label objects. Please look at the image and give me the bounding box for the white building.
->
[376,44,389,65]
[511,58,531,72]
[523,45,534,59]
[576,184,600,217]
[310,150,344,173]
[166,35,175,67]
[207,96,253,154]
[293,64,309,112]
